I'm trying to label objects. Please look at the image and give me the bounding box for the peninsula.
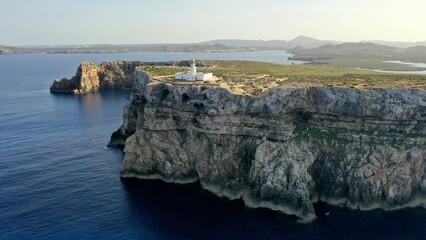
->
[53,61,426,221]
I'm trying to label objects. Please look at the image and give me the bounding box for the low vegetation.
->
[290,42,426,70]
[324,57,423,71]
[137,60,426,96]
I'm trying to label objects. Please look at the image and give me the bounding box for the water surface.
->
[358,60,426,74]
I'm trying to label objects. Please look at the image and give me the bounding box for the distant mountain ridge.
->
[200,36,342,50]
[2,36,426,54]
[0,36,342,54]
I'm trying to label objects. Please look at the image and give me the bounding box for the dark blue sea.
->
[0,51,425,240]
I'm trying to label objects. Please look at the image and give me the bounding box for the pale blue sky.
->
[1,0,425,45]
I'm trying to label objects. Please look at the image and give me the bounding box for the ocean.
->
[0,51,425,240]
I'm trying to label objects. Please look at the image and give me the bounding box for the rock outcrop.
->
[50,61,144,94]
[109,69,426,222]
[50,60,195,94]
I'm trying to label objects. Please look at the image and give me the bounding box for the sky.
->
[1,0,426,46]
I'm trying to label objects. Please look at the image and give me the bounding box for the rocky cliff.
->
[109,70,426,222]
[50,61,195,94]
[50,61,141,94]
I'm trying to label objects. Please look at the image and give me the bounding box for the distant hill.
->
[402,46,426,62]
[0,45,36,54]
[290,42,426,66]
[199,39,288,49]
[201,36,340,50]
[362,40,426,48]
[291,42,404,60]
[287,36,342,49]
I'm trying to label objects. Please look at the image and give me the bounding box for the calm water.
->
[360,61,426,74]
[0,52,425,240]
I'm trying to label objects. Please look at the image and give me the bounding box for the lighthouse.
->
[189,59,196,76]
[175,59,213,81]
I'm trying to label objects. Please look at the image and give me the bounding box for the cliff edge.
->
[50,61,195,94]
[50,61,144,94]
[109,69,426,221]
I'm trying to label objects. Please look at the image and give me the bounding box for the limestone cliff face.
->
[50,60,193,94]
[110,71,426,221]
[50,61,144,94]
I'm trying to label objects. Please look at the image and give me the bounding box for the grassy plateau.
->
[138,60,426,96]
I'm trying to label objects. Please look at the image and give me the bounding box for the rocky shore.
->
[109,69,426,221]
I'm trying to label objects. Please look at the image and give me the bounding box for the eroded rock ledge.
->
[109,70,426,222]
[50,60,193,94]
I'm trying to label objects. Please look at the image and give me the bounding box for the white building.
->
[175,59,213,81]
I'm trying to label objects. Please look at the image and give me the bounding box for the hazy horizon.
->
[1,0,426,46]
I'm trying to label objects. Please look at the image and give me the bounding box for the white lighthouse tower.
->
[189,59,196,76]
[175,59,213,81]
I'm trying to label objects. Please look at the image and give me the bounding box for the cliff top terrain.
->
[138,60,426,96]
